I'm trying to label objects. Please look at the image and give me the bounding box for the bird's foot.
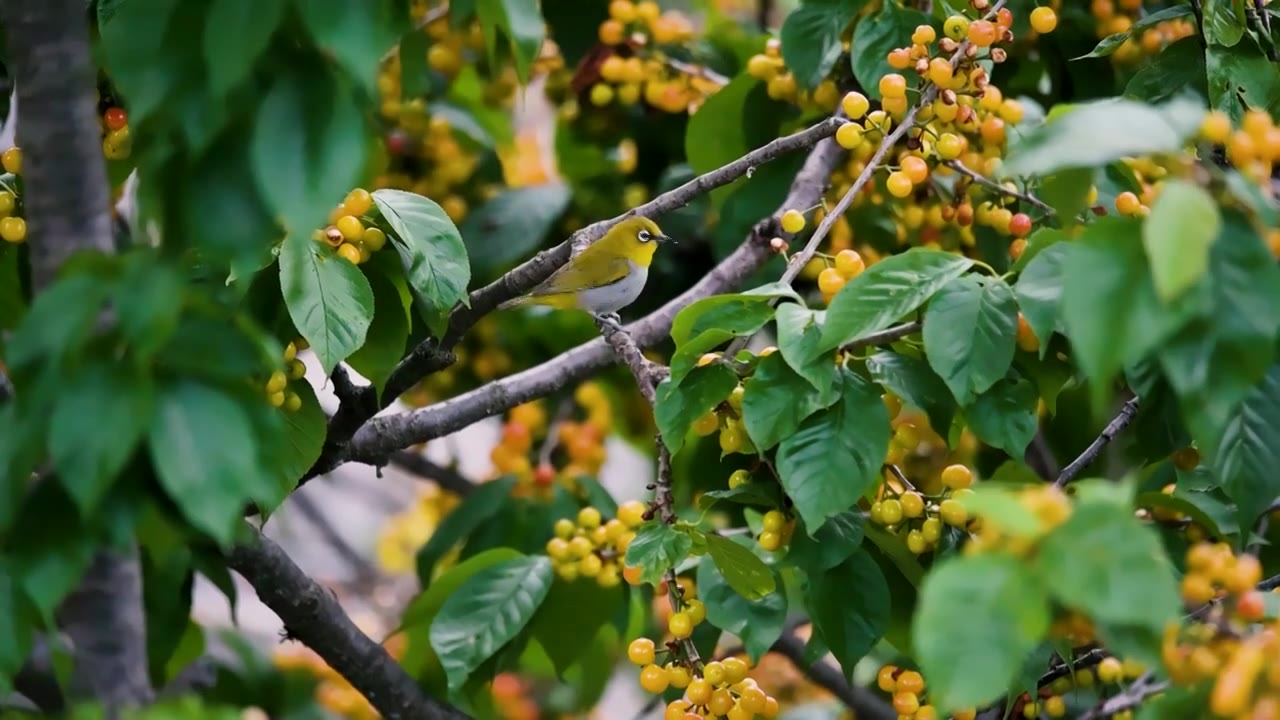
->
[593,312,624,334]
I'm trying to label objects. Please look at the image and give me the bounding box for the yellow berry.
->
[817,267,846,296]
[2,147,21,174]
[886,171,914,198]
[578,506,602,530]
[693,411,720,436]
[0,216,26,243]
[834,249,865,279]
[639,663,669,693]
[722,657,749,684]
[553,518,575,539]
[618,500,647,528]
[900,491,925,518]
[1030,7,1058,34]
[344,188,373,216]
[841,91,870,119]
[780,208,806,234]
[1097,657,1123,683]
[628,638,656,666]
[940,464,974,489]
[668,611,693,639]
[835,122,864,150]
[758,530,782,551]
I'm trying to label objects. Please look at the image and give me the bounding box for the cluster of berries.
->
[545,501,647,586]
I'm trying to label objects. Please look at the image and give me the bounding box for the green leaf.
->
[697,556,786,663]
[295,1,403,93]
[807,551,890,681]
[914,554,1051,713]
[705,533,776,600]
[10,486,95,619]
[1137,684,1212,720]
[623,523,693,585]
[274,382,327,498]
[1061,217,1202,394]
[204,0,287,96]
[1013,242,1069,356]
[923,276,1018,405]
[1214,364,1280,527]
[742,352,836,451]
[475,0,544,82]
[0,562,36,685]
[684,74,756,208]
[1143,180,1221,303]
[148,381,273,546]
[780,0,866,89]
[251,68,369,240]
[1124,37,1207,104]
[278,234,374,375]
[460,184,571,276]
[776,370,890,534]
[956,485,1044,538]
[113,257,185,359]
[1076,5,1195,58]
[849,0,927,100]
[865,350,956,438]
[821,249,974,351]
[185,134,280,274]
[0,246,25,332]
[654,364,739,455]
[775,303,836,396]
[966,376,1038,458]
[372,189,471,331]
[528,579,624,675]
[429,555,553,691]
[1203,0,1245,46]
[346,267,410,393]
[1002,96,1204,177]
[50,362,154,513]
[1037,501,1180,628]
[416,476,517,581]
[97,0,185,123]
[6,274,108,374]
[697,481,783,511]
[671,291,789,347]
[787,512,864,572]
[1206,42,1280,124]
[1037,169,1095,226]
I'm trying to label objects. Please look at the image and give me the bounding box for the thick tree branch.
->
[312,117,847,474]
[227,528,469,720]
[769,632,896,720]
[1053,395,1140,488]
[2,0,153,713]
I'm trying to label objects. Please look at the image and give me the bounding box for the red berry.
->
[103,107,128,131]
[1009,212,1032,237]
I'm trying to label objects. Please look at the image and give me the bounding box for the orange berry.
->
[900,155,929,184]
[877,665,899,693]
[834,249,865,279]
[1030,7,1058,34]
[967,19,998,46]
[886,171,913,198]
[817,267,846,295]
[879,73,908,99]
[1115,191,1142,216]
[1016,313,1040,353]
[599,19,625,44]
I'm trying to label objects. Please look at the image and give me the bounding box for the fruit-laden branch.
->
[943,159,1053,214]
[1053,395,1141,487]
[319,116,847,466]
[227,528,471,720]
[1,0,154,713]
[331,128,849,470]
[769,631,896,720]
[1077,673,1167,720]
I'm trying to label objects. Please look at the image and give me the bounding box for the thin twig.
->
[1258,574,1280,591]
[289,492,381,587]
[1053,395,1140,487]
[389,450,475,497]
[1026,430,1061,481]
[841,320,923,353]
[945,160,1054,214]
[885,464,918,493]
[537,397,575,467]
[1077,673,1167,720]
[665,57,730,87]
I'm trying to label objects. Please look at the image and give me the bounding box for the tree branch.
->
[2,0,154,713]
[944,159,1054,215]
[769,632,896,720]
[1078,673,1166,720]
[1053,395,1140,488]
[313,116,847,475]
[226,527,469,720]
[388,450,476,497]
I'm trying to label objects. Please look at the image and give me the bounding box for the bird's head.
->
[599,216,672,267]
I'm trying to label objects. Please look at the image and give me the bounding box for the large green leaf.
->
[475,0,544,82]
[865,350,956,438]
[787,512,864,572]
[1213,364,1280,527]
[1037,500,1180,629]
[1061,217,1203,396]
[149,382,272,545]
[50,361,154,513]
[1124,37,1207,104]
[924,276,1018,406]
[914,554,1050,713]
[1002,96,1204,177]
[1202,0,1245,46]
[849,0,927,100]
[821,249,973,351]
[807,551,890,680]
[251,68,368,241]
[781,0,869,89]
[185,134,280,273]
[1013,242,1069,357]
[295,0,403,93]
[1206,41,1280,125]
[705,533,775,600]
[460,184,571,277]
[1143,180,1220,303]
[0,560,35,689]
[274,382,327,498]
[372,189,471,333]
[277,234,374,375]
[416,476,517,582]
[775,303,836,396]
[528,579,625,675]
[696,557,785,663]
[776,370,890,534]
[684,74,756,208]
[204,0,287,96]
[741,352,836,451]
[346,267,410,393]
[429,555,553,691]
[623,523,693,585]
[654,364,739,455]
[669,295,782,383]
[966,376,1038,458]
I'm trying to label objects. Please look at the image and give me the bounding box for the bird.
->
[499,216,672,330]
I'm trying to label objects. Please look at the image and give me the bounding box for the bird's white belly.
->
[577,263,648,314]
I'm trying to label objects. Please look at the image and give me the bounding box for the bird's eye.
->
[638,229,652,242]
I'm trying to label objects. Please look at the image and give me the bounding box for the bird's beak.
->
[657,234,675,244]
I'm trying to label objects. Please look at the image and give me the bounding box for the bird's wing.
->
[531,253,632,296]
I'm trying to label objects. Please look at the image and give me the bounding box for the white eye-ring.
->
[638,229,652,242]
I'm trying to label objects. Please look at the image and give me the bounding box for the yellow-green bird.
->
[500,216,672,325]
